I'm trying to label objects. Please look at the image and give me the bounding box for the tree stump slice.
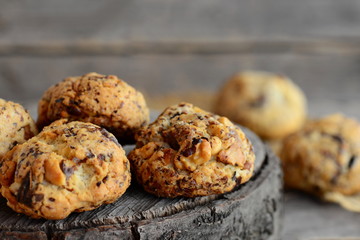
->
[0,128,283,240]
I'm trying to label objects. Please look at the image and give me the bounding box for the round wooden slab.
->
[0,128,283,240]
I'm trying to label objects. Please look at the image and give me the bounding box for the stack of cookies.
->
[0,72,256,220]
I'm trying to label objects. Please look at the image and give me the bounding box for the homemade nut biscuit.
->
[128,102,255,198]
[280,114,360,211]
[214,71,307,140]
[37,72,149,144]
[0,119,131,219]
[0,98,37,159]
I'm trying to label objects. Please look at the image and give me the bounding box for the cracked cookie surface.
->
[0,119,131,219]
[279,114,360,211]
[37,72,149,144]
[128,102,255,198]
[214,71,307,140]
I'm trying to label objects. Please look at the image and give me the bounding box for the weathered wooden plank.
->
[2,0,360,48]
[0,231,48,240]
[2,53,360,119]
[3,40,360,56]
[282,191,360,239]
[52,224,135,240]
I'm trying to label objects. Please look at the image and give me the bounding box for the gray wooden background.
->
[2,1,360,239]
[2,0,360,116]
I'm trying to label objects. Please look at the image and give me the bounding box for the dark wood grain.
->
[0,128,282,239]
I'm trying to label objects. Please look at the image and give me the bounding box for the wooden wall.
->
[1,0,360,117]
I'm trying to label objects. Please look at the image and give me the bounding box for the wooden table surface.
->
[2,1,360,239]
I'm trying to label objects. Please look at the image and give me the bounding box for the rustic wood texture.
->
[3,53,360,120]
[2,1,360,125]
[283,191,360,240]
[0,129,282,239]
[1,0,360,112]
[0,53,360,124]
[1,0,360,47]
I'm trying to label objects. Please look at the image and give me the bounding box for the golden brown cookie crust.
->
[0,98,38,159]
[214,71,307,140]
[280,114,360,198]
[128,102,255,198]
[37,72,149,144]
[0,119,131,219]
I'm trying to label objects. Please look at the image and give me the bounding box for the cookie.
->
[0,119,131,219]
[214,71,307,140]
[37,72,149,144]
[128,102,255,198]
[0,98,37,159]
[279,114,360,211]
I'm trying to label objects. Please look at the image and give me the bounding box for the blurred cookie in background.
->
[214,71,307,140]
[279,113,360,212]
[37,72,149,144]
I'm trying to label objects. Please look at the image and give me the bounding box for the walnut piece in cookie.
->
[214,71,307,140]
[128,102,255,198]
[0,98,38,159]
[0,119,131,219]
[37,72,149,144]
[279,114,360,211]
